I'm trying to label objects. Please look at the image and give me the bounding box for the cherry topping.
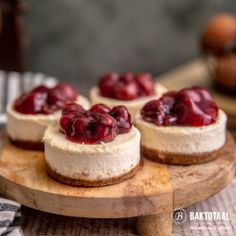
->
[62,103,85,116]
[60,103,132,144]
[90,104,110,113]
[60,113,75,134]
[114,80,139,100]
[141,87,219,127]
[14,83,78,115]
[136,73,155,96]
[14,91,47,114]
[98,72,155,100]
[48,83,78,105]
[109,106,132,134]
[90,113,117,143]
[98,73,119,98]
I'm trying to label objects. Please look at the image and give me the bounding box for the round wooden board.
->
[0,132,235,219]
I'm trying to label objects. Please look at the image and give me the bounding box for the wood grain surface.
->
[0,135,172,218]
[171,132,236,209]
[0,132,235,220]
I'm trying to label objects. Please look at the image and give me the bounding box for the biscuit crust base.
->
[9,137,44,151]
[46,161,142,187]
[142,145,223,165]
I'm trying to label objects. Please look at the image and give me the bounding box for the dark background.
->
[26,0,236,90]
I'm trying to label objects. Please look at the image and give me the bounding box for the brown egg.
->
[201,13,236,55]
[215,53,236,93]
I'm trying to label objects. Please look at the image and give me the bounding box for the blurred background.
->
[25,0,236,89]
[1,0,236,90]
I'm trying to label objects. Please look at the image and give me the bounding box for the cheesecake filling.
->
[135,110,227,155]
[44,125,141,180]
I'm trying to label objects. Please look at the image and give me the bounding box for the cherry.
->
[160,92,177,111]
[188,87,217,116]
[98,72,156,100]
[48,83,78,106]
[109,105,132,133]
[176,87,218,125]
[90,104,110,113]
[174,98,213,126]
[135,73,155,96]
[141,87,219,127]
[60,113,75,134]
[114,81,139,100]
[90,112,118,143]
[73,115,94,136]
[54,83,77,100]
[14,91,47,114]
[60,103,132,144]
[141,100,167,125]
[62,103,85,115]
[99,73,119,98]
[178,89,201,103]
[119,72,134,83]
[14,83,78,115]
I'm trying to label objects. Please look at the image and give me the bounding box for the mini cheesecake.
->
[135,87,227,165]
[90,72,167,119]
[7,83,90,150]
[44,103,141,187]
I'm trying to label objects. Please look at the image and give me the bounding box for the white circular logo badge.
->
[173,208,187,224]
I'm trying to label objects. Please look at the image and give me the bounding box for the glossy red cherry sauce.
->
[141,87,219,127]
[98,72,155,100]
[14,83,78,114]
[60,103,132,144]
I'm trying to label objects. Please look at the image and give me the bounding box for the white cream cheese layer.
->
[89,83,167,119]
[44,126,141,180]
[6,95,90,142]
[135,110,227,155]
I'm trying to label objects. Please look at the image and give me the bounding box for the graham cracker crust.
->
[46,161,142,187]
[9,137,44,151]
[141,145,224,165]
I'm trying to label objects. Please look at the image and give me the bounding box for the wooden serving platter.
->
[0,133,235,235]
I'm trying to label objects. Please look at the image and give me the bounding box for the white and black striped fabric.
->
[0,71,58,124]
[0,197,22,236]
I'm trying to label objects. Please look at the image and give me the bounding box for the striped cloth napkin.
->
[0,71,57,124]
[0,198,22,236]
[0,71,58,235]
